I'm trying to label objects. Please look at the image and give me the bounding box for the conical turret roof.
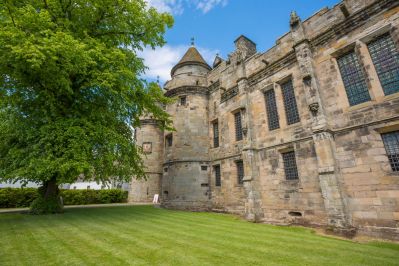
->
[171,46,211,76]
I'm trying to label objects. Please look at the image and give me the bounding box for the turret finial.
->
[190,37,195,47]
[290,11,301,28]
[156,75,160,84]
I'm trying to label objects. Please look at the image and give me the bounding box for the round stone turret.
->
[162,46,211,210]
[129,118,163,203]
[165,46,211,90]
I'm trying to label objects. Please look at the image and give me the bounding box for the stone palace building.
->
[130,0,399,240]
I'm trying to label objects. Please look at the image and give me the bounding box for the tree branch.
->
[6,5,16,27]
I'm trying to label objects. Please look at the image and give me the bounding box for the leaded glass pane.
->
[282,151,299,180]
[234,112,243,141]
[381,131,399,172]
[214,165,221,187]
[213,121,219,148]
[368,33,399,96]
[281,80,300,125]
[264,89,280,130]
[337,51,370,106]
[236,160,244,184]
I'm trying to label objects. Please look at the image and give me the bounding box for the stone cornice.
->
[163,160,210,166]
[164,86,209,98]
[171,61,212,77]
[247,51,297,86]
[310,0,398,47]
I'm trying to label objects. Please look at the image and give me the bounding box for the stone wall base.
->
[357,226,399,241]
[161,201,212,212]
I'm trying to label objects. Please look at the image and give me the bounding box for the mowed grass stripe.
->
[119,210,393,265]
[0,205,398,266]
[105,207,395,264]
[70,209,245,265]
[33,217,120,266]
[0,215,54,266]
[62,208,396,262]
[62,208,399,266]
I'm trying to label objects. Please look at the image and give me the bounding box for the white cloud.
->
[146,0,184,15]
[139,45,219,83]
[195,0,228,13]
[146,0,228,15]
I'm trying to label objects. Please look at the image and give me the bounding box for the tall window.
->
[234,112,243,141]
[214,165,221,187]
[368,33,399,96]
[264,89,280,130]
[165,134,173,147]
[281,79,300,125]
[236,160,244,184]
[381,131,399,172]
[282,151,299,180]
[337,51,370,106]
[213,121,219,148]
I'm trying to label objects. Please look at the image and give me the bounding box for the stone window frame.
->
[165,133,173,147]
[358,24,399,99]
[276,75,301,126]
[231,107,245,142]
[374,123,399,175]
[211,119,219,148]
[331,41,376,111]
[332,42,372,106]
[278,146,300,181]
[381,131,399,172]
[235,159,244,185]
[262,83,281,131]
[179,95,187,106]
[213,164,221,187]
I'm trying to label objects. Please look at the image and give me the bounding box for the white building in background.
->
[0,180,129,190]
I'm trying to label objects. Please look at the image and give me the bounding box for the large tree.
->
[0,0,173,213]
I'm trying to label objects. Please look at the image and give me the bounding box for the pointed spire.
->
[290,10,301,28]
[171,45,211,76]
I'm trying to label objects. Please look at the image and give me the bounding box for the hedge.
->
[0,188,128,208]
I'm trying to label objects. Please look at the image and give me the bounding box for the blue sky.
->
[143,0,340,83]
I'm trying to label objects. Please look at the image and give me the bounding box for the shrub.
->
[0,188,38,208]
[30,196,63,215]
[0,188,128,208]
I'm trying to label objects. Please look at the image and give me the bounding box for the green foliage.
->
[0,188,38,208]
[0,1,174,188]
[0,188,128,208]
[61,189,128,205]
[30,194,63,215]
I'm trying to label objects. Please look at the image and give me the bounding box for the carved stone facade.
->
[130,0,399,240]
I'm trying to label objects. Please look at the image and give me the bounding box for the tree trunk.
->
[30,175,63,214]
[44,176,58,200]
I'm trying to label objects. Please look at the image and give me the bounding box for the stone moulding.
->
[310,0,399,47]
[164,86,209,98]
[163,160,210,166]
[208,80,220,93]
[248,52,297,86]
[221,85,239,103]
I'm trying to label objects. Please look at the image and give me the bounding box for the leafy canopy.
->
[0,0,174,186]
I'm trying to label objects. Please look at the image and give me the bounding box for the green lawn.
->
[0,206,398,266]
